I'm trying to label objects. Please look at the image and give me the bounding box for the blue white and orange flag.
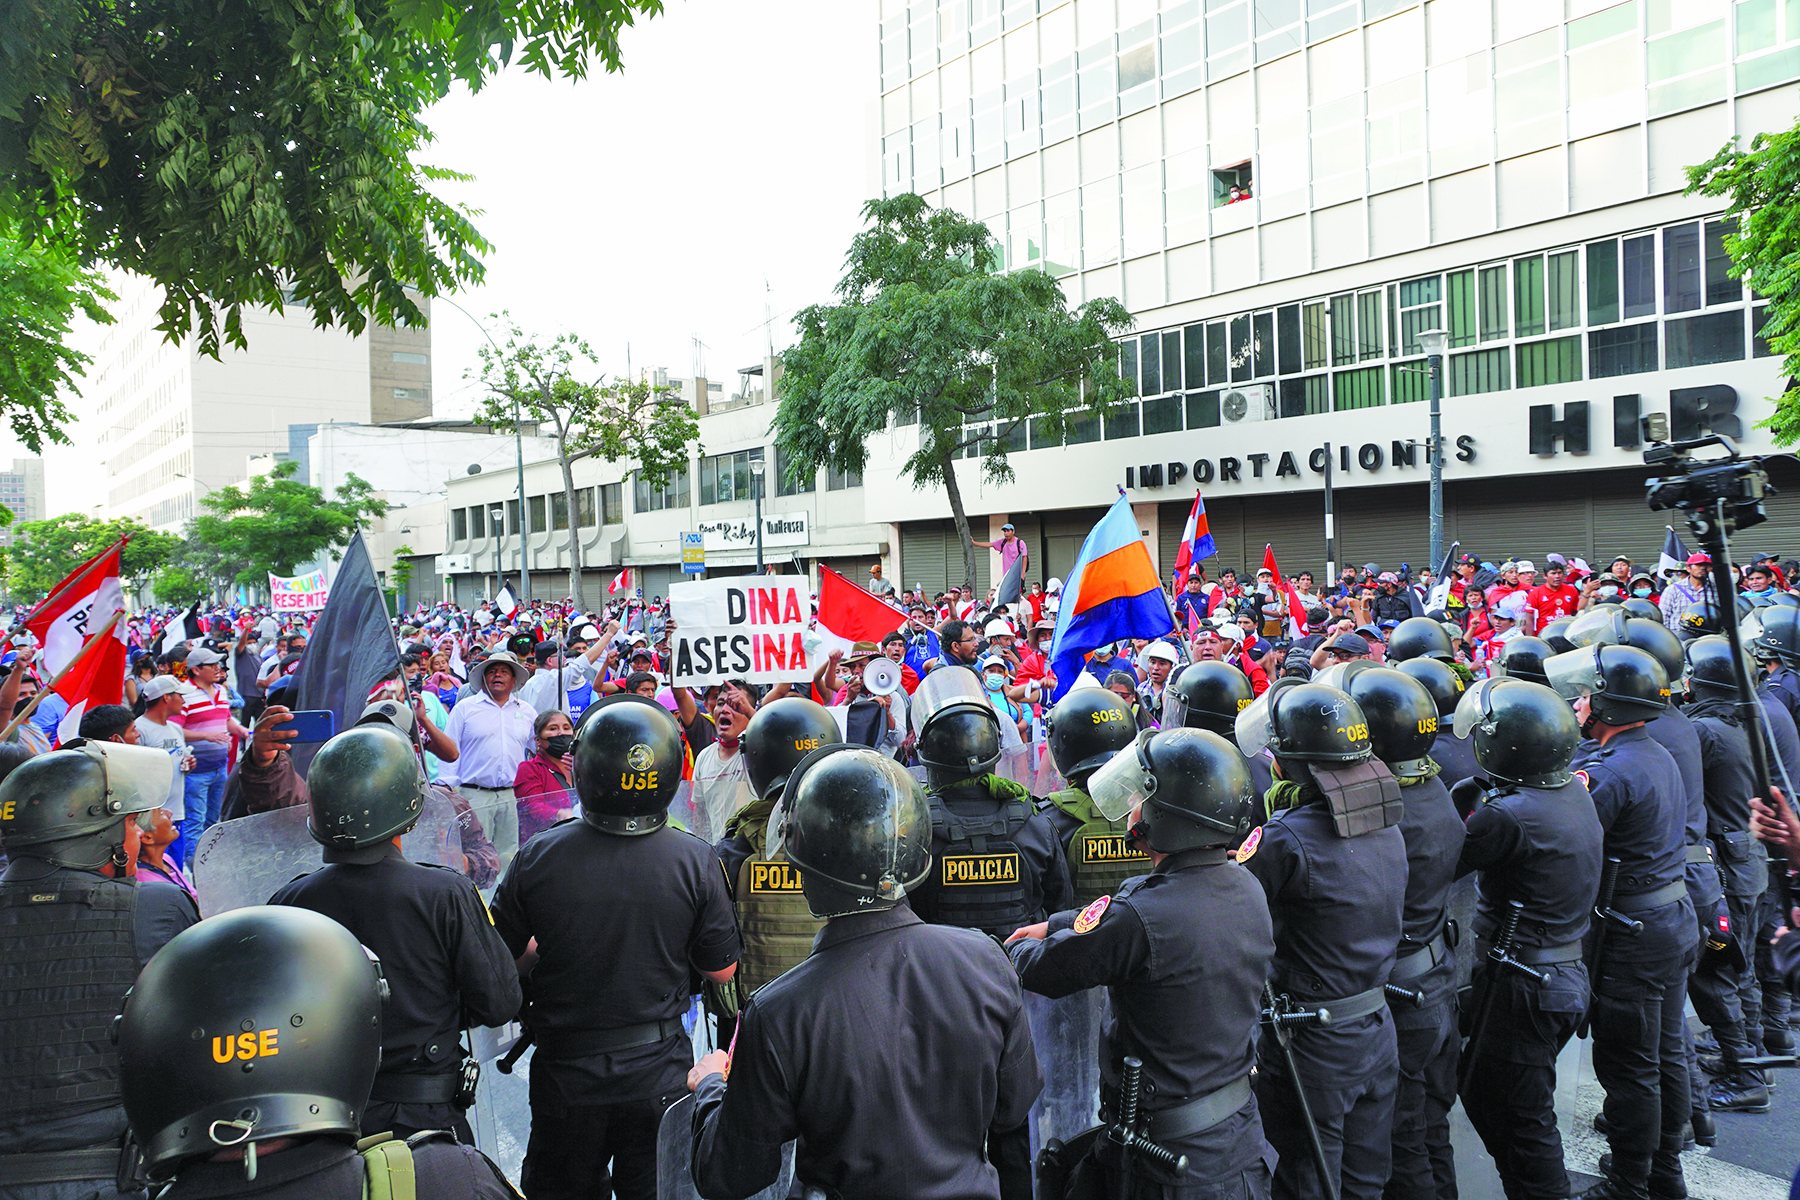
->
[1049,495,1175,700]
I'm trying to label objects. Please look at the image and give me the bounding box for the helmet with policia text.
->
[1161,661,1254,734]
[1495,637,1554,686]
[573,694,685,835]
[779,747,932,919]
[741,698,841,802]
[1538,617,1577,654]
[1046,687,1137,782]
[0,742,172,871]
[912,667,1002,781]
[1340,667,1441,776]
[1545,644,1671,727]
[1087,727,1257,853]
[1684,635,1747,697]
[1386,617,1455,664]
[1453,677,1580,787]
[117,906,385,1180]
[305,725,424,850]
[1236,677,1403,837]
[1393,656,1466,717]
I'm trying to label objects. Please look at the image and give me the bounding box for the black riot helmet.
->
[1341,667,1440,775]
[1496,636,1554,686]
[779,746,933,919]
[0,743,172,871]
[1749,605,1800,667]
[1620,597,1663,624]
[305,725,424,850]
[1046,687,1137,783]
[1678,600,1723,641]
[1393,656,1466,717]
[118,906,385,1179]
[1619,617,1686,683]
[1386,617,1455,664]
[573,694,685,835]
[1086,728,1258,853]
[1685,634,1746,697]
[1161,661,1254,734]
[741,698,841,802]
[1452,678,1580,787]
[1538,617,1577,654]
[1234,677,1373,766]
[912,668,1002,782]
[1545,644,1671,727]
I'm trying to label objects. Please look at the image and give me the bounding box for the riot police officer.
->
[117,905,518,1198]
[1681,637,1771,1112]
[1042,686,1149,906]
[1545,645,1696,1200]
[0,743,194,1199]
[1010,728,1277,1199]
[491,695,739,1200]
[1743,607,1800,1053]
[688,747,1041,1200]
[716,698,842,998]
[904,669,1072,939]
[1496,637,1555,687]
[1164,661,1272,796]
[1450,678,1602,1200]
[267,712,521,1141]
[1394,657,1478,789]
[1386,617,1456,668]
[1330,665,1464,1200]
[1236,679,1408,1200]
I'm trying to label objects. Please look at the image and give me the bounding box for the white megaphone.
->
[863,657,903,697]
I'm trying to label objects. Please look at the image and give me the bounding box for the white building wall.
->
[307,424,561,509]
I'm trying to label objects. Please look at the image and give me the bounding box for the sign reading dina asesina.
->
[666,577,812,687]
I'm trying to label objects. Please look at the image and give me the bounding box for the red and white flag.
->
[1262,545,1310,640]
[814,566,908,659]
[23,540,129,744]
[608,568,632,596]
[494,585,519,619]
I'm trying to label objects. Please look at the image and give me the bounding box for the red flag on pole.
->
[1262,544,1310,640]
[608,567,632,596]
[814,566,909,658]
[23,540,129,743]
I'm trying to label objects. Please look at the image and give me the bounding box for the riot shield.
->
[995,743,1040,791]
[193,792,464,917]
[1025,987,1105,1157]
[468,1022,530,1185]
[655,1092,795,1200]
[666,781,711,843]
[1031,745,1068,797]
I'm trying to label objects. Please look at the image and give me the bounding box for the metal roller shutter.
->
[1159,501,1191,579]
[1448,477,1593,569]
[1242,493,1331,581]
[1337,482,1432,577]
[899,520,992,596]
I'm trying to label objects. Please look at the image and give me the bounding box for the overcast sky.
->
[40,0,877,516]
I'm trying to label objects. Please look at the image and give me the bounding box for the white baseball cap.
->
[140,675,184,702]
[1515,559,1536,572]
[1141,641,1180,664]
[984,619,1014,638]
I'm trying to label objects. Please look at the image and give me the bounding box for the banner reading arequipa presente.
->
[667,577,811,687]
[268,569,329,612]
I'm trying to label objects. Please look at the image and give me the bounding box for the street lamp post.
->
[489,503,505,597]
[749,458,766,574]
[514,396,529,603]
[1418,328,1449,572]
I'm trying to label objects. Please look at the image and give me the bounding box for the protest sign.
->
[269,569,329,611]
[667,577,811,687]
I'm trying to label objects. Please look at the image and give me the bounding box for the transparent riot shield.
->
[468,1023,530,1186]
[1032,745,1068,797]
[995,743,1040,792]
[655,1093,795,1200]
[192,792,464,917]
[1025,987,1105,1156]
[666,781,712,843]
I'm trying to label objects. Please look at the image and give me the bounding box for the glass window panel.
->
[1067,411,1102,444]
[1663,222,1702,313]
[1143,394,1184,433]
[700,459,716,505]
[528,495,545,532]
[1277,375,1308,418]
[1753,306,1774,358]
[506,499,519,535]
[1302,301,1329,369]
[1277,305,1303,375]
[1390,358,1431,404]
[1255,0,1302,33]
[1737,0,1779,53]
[1104,401,1142,438]
[1514,255,1546,337]
[1479,266,1510,341]
[1570,0,1640,49]
[1184,324,1207,386]
[1447,270,1477,347]
[1332,366,1386,410]
[1330,293,1357,365]
[1515,335,1583,387]
[552,492,570,529]
[602,483,624,524]
[1119,41,1157,89]
[1121,338,1140,390]
[1000,419,1028,454]
[1666,309,1746,367]
[1186,389,1221,427]
[452,508,467,540]
[1357,291,1385,361]
[1141,333,1162,394]
[1303,374,1331,415]
[1207,3,1249,52]
[1623,234,1657,318]
[576,488,597,527]
[1253,311,1276,377]
[1229,314,1254,382]
[1206,321,1230,384]
[1398,276,1441,307]
[827,464,863,490]
[1400,305,1443,355]
[1704,219,1740,305]
[1163,330,1184,390]
[1589,323,1660,378]
[1388,284,1401,359]
[1586,240,1620,325]
[1547,250,1580,331]
[1646,21,1725,82]
[1449,348,1511,396]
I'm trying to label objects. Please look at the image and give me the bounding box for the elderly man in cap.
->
[1137,640,1180,711]
[439,649,535,869]
[971,521,1029,576]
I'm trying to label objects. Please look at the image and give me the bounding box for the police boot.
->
[1596,1155,1687,1200]
[1763,988,1794,1053]
[1708,1069,1771,1113]
[1696,1022,1757,1076]
[1579,1160,1652,1200]
[1591,1114,1696,1152]
[1689,1108,1716,1148]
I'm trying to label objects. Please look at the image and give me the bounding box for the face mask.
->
[1633,586,1652,597]
[985,673,1006,690]
[546,733,575,757]
[1037,639,1051,653]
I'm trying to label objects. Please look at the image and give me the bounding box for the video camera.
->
[1644,431,1772,534]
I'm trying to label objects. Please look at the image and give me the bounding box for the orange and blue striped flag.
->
[1049,494,1175,700]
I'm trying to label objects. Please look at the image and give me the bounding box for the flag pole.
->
[20,537,130,628]
[0,609,126,743]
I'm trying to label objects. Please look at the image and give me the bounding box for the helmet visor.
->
[77,742,174,818]
[1453,676,1510,738]
[1310,660,1372,694]
[1543,646,1605,701]
[1087,731,1155,822]
[1161,686,1190,728]
[910,667,992,732]
[1234,688,1276,759]
[1566,607,1628,649]
[1739,609,1767,648]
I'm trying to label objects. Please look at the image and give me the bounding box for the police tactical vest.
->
[0,875,139,1123]
[726,800,825,997]
[1046,787,1149,906]
[927,790,1041,938]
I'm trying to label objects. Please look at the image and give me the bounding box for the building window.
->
[392,351,429,364]
[393,387,425,400]
[601,482,624,524]
[1449,349,1511,396]
[826,464,863,491]
[1397,276,1443,356]
[635,469,689,512]
[775,445,815,497]
[1514,256,1546,338]
[1515,336,1583,388]
[1704,219,1741,306]
[1446,270,1477,347]
[699,448,765,505]
[1479,265,1510,342]
[506,499,520,536]
[1664,223,1703,314]
[551,492,569,530]
[528,495,545,533]
[1333,366,1385,410]
[1589,324,1660,379]
[1586,241,1620,326]
[1212,161,1253,206]
[576,487,597,527]
[1666,310,1746,369]
[452,508,468,541]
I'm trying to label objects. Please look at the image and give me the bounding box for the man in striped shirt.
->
[173,646,248,864]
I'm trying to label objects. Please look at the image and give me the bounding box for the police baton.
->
[1575,856,1643,1040]
[1261,983,1338,1200]
[1106,1056,1188,1200]
[1458,899,1547,1095]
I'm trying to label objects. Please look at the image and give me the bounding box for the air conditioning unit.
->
[1220,383,1275,425]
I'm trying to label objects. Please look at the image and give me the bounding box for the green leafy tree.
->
[1,223,114,451]
[3,0,663,355]
[390,544,415,610]
[152,564,209,606]
[5,513,179,600]
[774,194,1135,591]
[188,461,388,584]
[1688,128,1800,443]
[473,315,700,609]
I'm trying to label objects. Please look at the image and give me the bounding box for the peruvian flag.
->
[1172,490,1217,591]
[23,540,129,744]
[1262,544,1311,639]
[814,566,908,659]
[608,567,632,596]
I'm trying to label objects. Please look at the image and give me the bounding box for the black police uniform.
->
[1010,849,1277,1199]
[0,865,195,1200]
[909,778,1074,939]
[1761,661,1800,728]
[1431,730,1482,791]
[491,820,738,1200]
[1571,728,1697,1195]
[1242,799,1407,1200]
[1454,777,1602,1200]
[692,906,1041,1200]
[267,844,522,1141]
[152,1134,518,1199]
[1751,688,1798,1052]
[1384,769,1465,1200]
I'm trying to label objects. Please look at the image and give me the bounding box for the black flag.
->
[993,551,1026,609]
[290,532,399,766]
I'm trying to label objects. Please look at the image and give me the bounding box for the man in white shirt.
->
[439,650,536,869]
[517,626,615,714]
[691,685,756,842]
